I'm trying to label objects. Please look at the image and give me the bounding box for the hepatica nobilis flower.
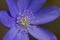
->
[0,0,60,40]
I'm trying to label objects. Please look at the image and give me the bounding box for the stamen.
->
[19,12,22,16]
[17,17,20,20]
[17,21,19,23]
[16,10,35,26]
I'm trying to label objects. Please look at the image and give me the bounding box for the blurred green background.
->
[0,0,60,40]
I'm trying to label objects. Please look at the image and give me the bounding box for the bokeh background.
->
[0,0,60,40]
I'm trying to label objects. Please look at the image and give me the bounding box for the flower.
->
[0,0,59,40]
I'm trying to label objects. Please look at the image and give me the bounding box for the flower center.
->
[21,17,29,26]
[16,10,34,26]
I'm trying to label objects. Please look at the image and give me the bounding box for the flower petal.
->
[0,11,15,28]
[17,0,31,12]
[6,0,19,17]
[30,6,59,25]
[59,8,60,16]
[27,26,57,40]
[3,26,29,40]
[3,27,19,40]
[13,30,29,40]
[28,0,46,13]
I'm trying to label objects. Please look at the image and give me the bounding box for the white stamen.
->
[17,21,20,23]
[19,12,22,16]
[17,17,20,20]
[21,14,24,16]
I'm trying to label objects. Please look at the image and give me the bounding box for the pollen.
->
[21,18,29,26]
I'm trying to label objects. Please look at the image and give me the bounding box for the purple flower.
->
[0,0,59,40]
